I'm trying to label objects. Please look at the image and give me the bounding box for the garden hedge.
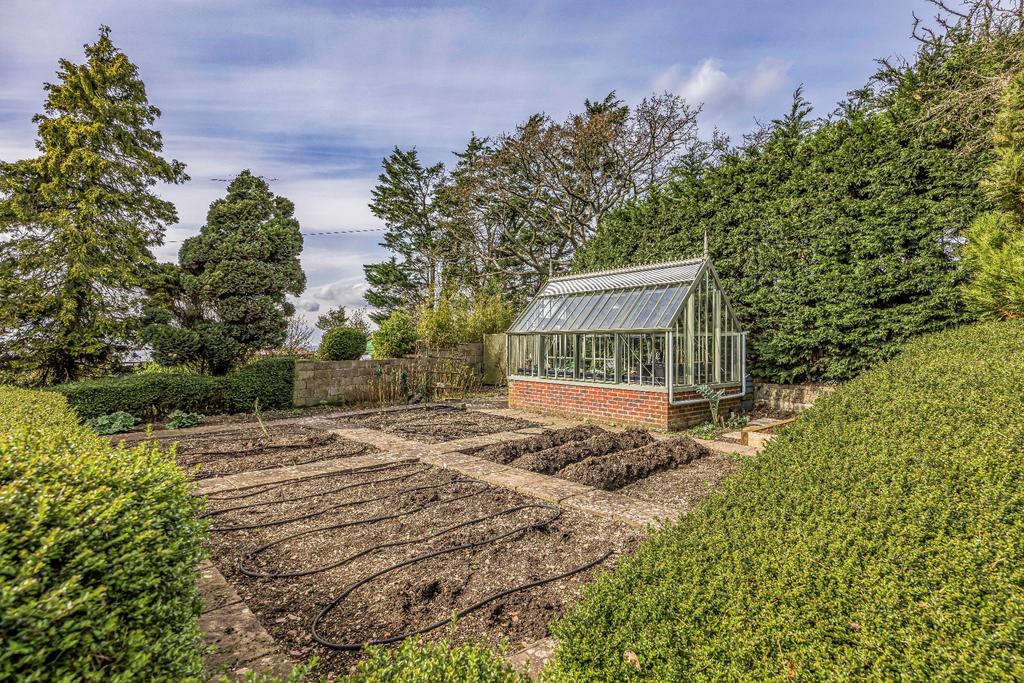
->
[0,387,207,681]
[548,320,1024,680]
[345,638,527,682]
[55,356,295,419]
[319,326,368,361]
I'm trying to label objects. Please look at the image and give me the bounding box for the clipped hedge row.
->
[55,357,295,419]
[548,320,1024,680]
[0,387,207,681]
[345,638,528,682]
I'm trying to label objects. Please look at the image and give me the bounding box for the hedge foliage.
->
[319,326,368,360]
[577,27,1024,382]
[345,638,527,682]
[55,356,295,419]
[548,321,1024,681]
[0,387,207,681]
[371,310,418,359]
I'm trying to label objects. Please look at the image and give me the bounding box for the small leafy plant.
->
[726,413,750,429]
[688,421,719,440]
[166,410,203,429]
[695,384,726,425]
[85,411,138,435]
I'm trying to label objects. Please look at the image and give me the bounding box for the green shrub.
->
[319,326,368,360]
[54,357,295,419]
[371,310,418,359]
[345,637,527,682]
[85,410,138,435]
[0,387,207,681]
[221,357,296,413]
[548,321,1024,681]
[167,410,203,429]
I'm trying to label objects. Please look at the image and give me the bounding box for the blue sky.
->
[1,0,932,331]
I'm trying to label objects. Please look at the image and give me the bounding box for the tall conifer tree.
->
[0,27,187,383]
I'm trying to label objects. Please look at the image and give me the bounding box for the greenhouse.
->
[506,257,747,429]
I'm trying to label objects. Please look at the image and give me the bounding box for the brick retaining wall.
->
[508,378,741,431]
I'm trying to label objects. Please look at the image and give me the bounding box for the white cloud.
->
[653,57,791,118]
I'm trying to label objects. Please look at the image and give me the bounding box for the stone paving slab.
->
[198,560,242,614]
[196,452,412,496]
[428,430,534,453]
[561,489,679,528]
[507,638,556,678]
[197,561,293,682]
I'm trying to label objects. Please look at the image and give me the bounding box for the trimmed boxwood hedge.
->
[547,320,1024,681]
[55,357,295,419]
[346,638,527,682]
[0,387,207,681]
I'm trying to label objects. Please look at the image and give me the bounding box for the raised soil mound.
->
[512,428,654,474]
[557,436,711,490]
[474,425,606,465]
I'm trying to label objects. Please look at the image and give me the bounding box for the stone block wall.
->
[292,343,484,408]
[753,382,835,413]
[508,379,741,431]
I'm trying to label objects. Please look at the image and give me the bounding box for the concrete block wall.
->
[508,379,741,431]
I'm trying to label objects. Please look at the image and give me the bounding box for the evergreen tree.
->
[315,305,349,330]
[963,65,1024,319]
[142,171,305,374]
[363,147,449,321]
[0,27,187,383]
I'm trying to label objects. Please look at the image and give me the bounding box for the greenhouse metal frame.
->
[506,257,746,399]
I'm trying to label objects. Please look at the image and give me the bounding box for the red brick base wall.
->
[508,379,741,431]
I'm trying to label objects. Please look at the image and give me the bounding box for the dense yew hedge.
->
[577,26,1024,383]
[0,387,207,681]
[547,321,1024,680]
[56,357,295,419]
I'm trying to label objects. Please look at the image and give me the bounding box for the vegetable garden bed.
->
[336,404,538,443]
[203,459,638,674]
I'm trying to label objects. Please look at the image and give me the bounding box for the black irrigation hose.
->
[201,462,431,515]
[181,436,354,462]
[312,541,613,651]
[239,502,561,579]
[207,478,490,532]
[202,460,419,503]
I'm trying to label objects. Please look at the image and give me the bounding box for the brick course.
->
[508,378,741,431]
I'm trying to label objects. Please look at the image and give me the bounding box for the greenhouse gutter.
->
[666,331,748,407]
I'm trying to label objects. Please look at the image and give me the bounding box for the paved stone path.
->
[198,561,294,682]
[191,404,762,679]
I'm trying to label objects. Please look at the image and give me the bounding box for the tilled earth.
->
[471,426,715,492]
[617,452,742,510]
[139,425,374,479]
[335,405,538,443]
[203,462,639,674]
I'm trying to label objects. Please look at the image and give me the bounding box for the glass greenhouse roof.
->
[508,258,706,334]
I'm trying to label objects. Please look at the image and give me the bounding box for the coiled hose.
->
[205,460,612,650]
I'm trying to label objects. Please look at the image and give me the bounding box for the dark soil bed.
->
[336,405,537,443]
[472,425,606,465]
[138,425,375,479]
[511,428,654,474]
[204,462,638,674]
[617,452,742,509]
[558,437,712,491]
[465,427,715,492]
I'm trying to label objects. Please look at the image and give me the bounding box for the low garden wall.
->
[293,343,483,407]
[508,378,741,431]
[753,382,836,412]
